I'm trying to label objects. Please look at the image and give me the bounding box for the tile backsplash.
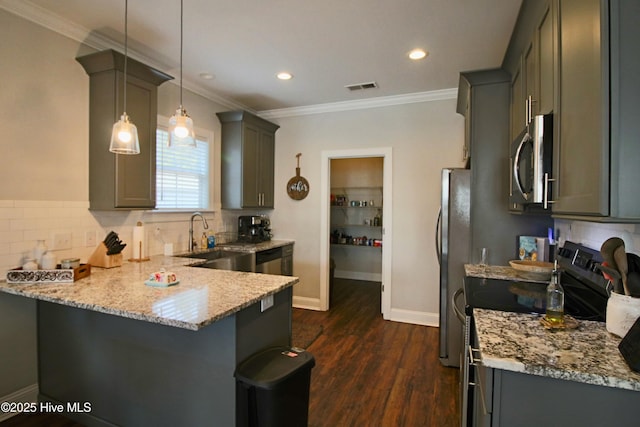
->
[555,219,640,255]
[0,200,252,275]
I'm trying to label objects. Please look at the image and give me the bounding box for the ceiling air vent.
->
[345,81,378,91]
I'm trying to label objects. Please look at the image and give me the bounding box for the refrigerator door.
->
[439,168,471,367]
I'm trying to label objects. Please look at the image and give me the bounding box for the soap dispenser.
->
[201,232,208,250]
[545,260,564,325]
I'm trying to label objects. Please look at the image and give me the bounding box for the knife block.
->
[88,242,123,268]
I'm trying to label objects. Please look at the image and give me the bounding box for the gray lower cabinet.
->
[553,0,640,220]
[474,365,640,426]
[217,111,279,209]
[38,287,292,427]
[77,49,172,210]
[281,243,294,276]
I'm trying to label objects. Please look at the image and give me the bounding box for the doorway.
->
[320,148,392,318]
[330,157,383,282]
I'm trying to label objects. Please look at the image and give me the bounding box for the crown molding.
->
[2,0,456,118]
[0,0,249,112]
[258,88,458,120]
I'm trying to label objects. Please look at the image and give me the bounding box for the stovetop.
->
[464,241,609,321]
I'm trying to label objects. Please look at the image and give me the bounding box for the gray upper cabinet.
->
[504,0,640,221]
[507,0,555,141]
[537,5,555,116]
[216,111,279,209]
[553,0,640,220]
[509,63,524,142]
[77,50,172,210]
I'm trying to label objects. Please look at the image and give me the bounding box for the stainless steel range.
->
[459,241,610,426]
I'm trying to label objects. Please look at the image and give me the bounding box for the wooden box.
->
[6,264,91,284]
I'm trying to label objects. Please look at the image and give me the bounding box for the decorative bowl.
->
[509,260,554,280]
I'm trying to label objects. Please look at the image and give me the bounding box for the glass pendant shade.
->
[110,113,140,154]
[168,0,196,148]
[110,0,139,155]
[168,106,196,147]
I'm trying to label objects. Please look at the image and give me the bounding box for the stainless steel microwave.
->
[509,114,553,208]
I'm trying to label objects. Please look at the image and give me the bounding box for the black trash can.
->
[235,347,315,427]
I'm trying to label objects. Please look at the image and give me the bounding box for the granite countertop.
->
[0,254,298,331]
[215,239,294,253]
[465,263,548,283]
[474,308,640,392]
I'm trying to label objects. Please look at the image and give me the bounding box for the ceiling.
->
[5,0,522,113]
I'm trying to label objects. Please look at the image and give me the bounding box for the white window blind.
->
[156,128,210,209]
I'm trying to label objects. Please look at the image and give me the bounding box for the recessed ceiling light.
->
[277,72,293,80]
[199,72,215,80]
[409,49,428,60]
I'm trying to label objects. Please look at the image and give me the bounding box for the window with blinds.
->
[155,128,210,209]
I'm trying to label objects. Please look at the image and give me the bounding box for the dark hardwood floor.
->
[1,278,459,427]
[295,278,459,427]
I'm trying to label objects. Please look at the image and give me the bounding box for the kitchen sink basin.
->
[180,250,255,272]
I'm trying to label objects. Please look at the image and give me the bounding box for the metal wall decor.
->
[287,153,310,200]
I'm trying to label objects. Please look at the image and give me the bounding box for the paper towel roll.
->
[133,222,145,259]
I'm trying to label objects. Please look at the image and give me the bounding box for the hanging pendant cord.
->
[179,0,184,109]
[123,0,129,115]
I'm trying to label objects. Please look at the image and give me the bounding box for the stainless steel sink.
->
[180,250,255,272]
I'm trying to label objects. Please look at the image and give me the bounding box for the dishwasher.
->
[255,245,294,276]
[255,247,284,275]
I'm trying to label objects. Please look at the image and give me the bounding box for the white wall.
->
[269,101,466,316]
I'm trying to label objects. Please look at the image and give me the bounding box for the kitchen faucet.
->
[189,212,209,252]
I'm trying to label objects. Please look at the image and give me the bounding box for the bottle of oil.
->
[545,260,564,325]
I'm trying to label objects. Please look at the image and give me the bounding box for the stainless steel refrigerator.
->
[437,168,470,368]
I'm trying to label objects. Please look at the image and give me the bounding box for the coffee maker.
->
[238,215,272,243]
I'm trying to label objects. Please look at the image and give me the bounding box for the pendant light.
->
[168,0,196,147]
[109,0,140,155]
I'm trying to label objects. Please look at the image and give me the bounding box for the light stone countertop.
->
[474,308,640,392]
[0,254,298,331]
[214,239,294,252]
[174,239,294,257]
[464,263,548,283]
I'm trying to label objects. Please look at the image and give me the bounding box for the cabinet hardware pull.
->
[543,172,556,209]
[525,95,537,126]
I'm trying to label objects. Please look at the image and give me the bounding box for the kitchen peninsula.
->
[0,255,298,427]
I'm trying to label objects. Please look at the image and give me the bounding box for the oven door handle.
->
[452,287,466,324]
[468,344,482,366]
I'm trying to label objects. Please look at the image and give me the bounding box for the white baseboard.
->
[334,270,382,282]
[293,295,322,311]
[293,293,439,328]
[0,383,39,422]
[386,308,439,327]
